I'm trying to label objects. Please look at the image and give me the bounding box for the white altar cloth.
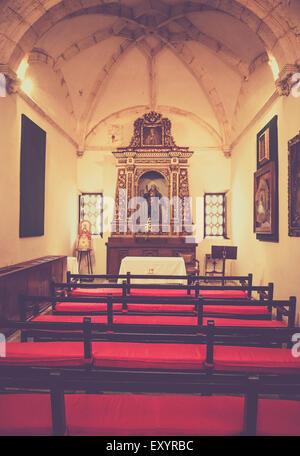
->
[118,256,186,284]
[67,256,78,274]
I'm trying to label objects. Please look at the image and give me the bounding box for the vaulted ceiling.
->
[1,0,300,154]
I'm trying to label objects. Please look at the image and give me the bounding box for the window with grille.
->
[79,193,103,237]
[204,193,226,238]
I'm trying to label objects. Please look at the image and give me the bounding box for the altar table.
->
[118,256,186,284]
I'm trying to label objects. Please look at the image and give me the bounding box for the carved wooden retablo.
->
[112,111,194,236]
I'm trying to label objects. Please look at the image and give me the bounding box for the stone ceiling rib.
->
[1,0,299,72]
[28,47,76,120]
[52,20,250,78]
[77,39,135,148]
[157,35,231,149]
[53,20,131,70]
[1,0,300,157]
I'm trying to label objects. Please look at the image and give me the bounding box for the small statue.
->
[77,220,92,251]
[143,184,162,218]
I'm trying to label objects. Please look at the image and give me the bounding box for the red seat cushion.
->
[0,342,90,366]
[66,394,244,436]
[30,315,107,335]
[126,304,269,315]
[0,394,52,436]
[92,341,206,369]
[257,399,300,435]
[32,314,286,328]
[71,288,248,299]
[200,290,248,298]
[113,315,196,325]
[71,288,123,296]
[92,342,299,373]
[112,316,286,327]
[129,289,194,297]
[212,345,300,373]
[54,302,269,316]
[32,315,107,323]
[202,318,286,327]
[203,305,269,315]
[126,303,195,312]
[55,302,123,313]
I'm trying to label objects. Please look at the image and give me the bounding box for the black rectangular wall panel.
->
[19,114,46,238]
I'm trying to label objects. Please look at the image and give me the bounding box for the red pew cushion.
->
[70,288,248,299]
[93,342,299,373]
[212,345,300,373]
[129,289,194,297]
[32,314,286,328]
[200,290,247,298]
[203,305,269,315]
[257,399,300,436]
[2,394,299,436]
[55,302,269,316]
[126,303,195,312]
[66,394,244,436]
[0,342,90,366]
[30,315,107,335]
[112,315,286,327]
[129,290,246,299]
[32,315,106,323]
[55,302,123,312]
[203,318,285,327]
[31,314,129,337]
[126,304,269,315]
[113,315,195,325]
[92,341,206,369]
[0,394,52,436]
[71,288,123,296]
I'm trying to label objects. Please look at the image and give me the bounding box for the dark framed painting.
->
[19,114,46,238]
[258,127,270,165]
[256,115,278,242]
[288,132,300,236]
[254,161,276,235]
[142,126,163,146]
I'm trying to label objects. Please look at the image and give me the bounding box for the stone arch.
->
[1,0,299,73]
[85,105,223,150]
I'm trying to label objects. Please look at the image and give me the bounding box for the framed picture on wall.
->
[254,161,276,235]
[288,132,300,236]
[142,126,163,146]
[258,127,270,165]
[256,116,278,242]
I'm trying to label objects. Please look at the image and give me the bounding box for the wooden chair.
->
[204,254,223,279]
[177,253,200,277]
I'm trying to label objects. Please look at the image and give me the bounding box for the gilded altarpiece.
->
[106,112,197,275]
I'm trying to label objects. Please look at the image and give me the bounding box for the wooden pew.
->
[19,294,294,331]
[60,272,254,299]
[6,294,297,347]
[1,319,300,435]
